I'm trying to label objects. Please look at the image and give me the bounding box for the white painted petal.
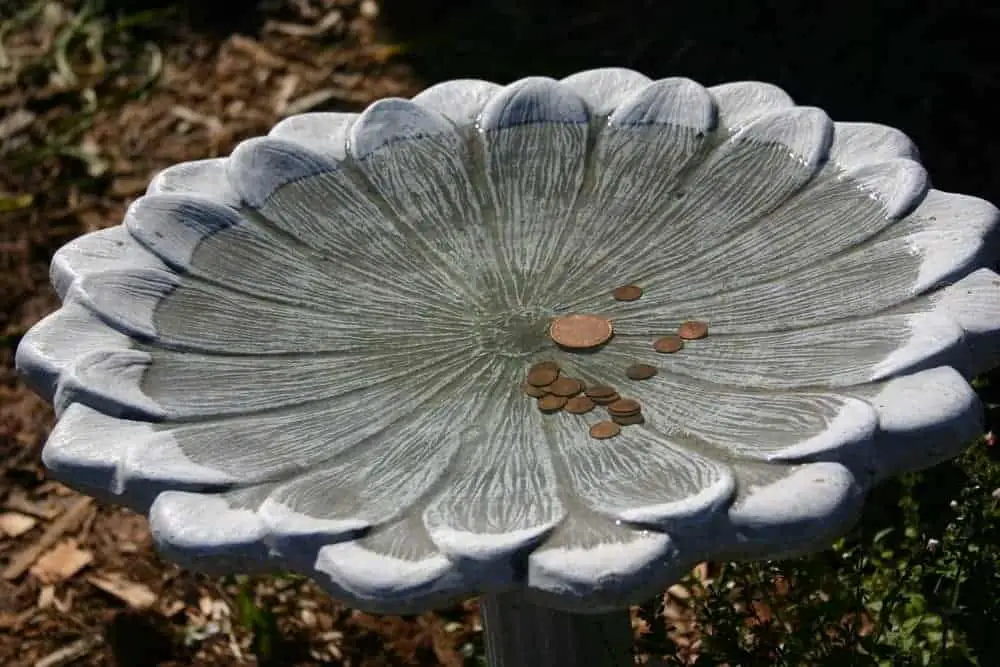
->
[70,267,462,354]
[848,366,982,481]
[542,405,735,529]
[147,158,241,208]
[268,112,356,160]
[315,517,460,614]
[830,122,919,169]
[50,225,166,300]
[719,461,864,559]
[423,383,565,563]
[541,78,717,298]
[606,311,966,389]
[570,352,878,463]
[15,301,131,401]
[411,79,501,126]
[708,81,795,132]
[527,515,676,612]
[476,77,590,301]
[929,268,1000,376]
[559,67,652,116]
[348,99,493,305]
[53,341,467,420]
[44,356,477,511]
[257,363,496,570]
[232,137,465,304]
[149,490,276,575]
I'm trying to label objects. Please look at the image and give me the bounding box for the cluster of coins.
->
[530,284,711,440]
[522,361,647,439]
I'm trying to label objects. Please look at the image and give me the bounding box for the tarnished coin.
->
[527,364,560,387]
[612,413,645,426]
[653,335,684,354]
[538,394,568,412]
[678,320,709,340]
[592,393,620,405]
[532,360,560,373]
[585,384,617,399]
[549,314,614,349]
[564,395,596,414]
[611,284,643,302]
[607,398,641,417]
[549,377,584,397]
[625,363,658,380]
[590,421,621,439]
[522,382,549,398]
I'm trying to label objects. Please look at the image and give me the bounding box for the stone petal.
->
[411,79,501,127]
[540,77,717,299]
[567,351,878,463]
[423,381,565,563]
[708,81,795,132]
[147,158,241,208]
[527,515,676,612]
[559,67,652,117]
[348,99,496,306]
[43,353,478,512]
[125,193,463,321]
[50,225,166,300]
[546,412,735,529]
[255,362,496,570]
[847,366,982,482]
[476,77,590,302]
[52,339,470,420]
[718,462,864,560]
[69,267,462,354]
[830,122,919,169]
[927,267,1000,376]
[601,310,967,389]
[15,301,131,401]
[267,112,356,159]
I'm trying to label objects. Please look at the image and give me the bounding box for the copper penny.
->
[531,360,560,373]
[653,335,684,353]
[527,365,560,387]
[590,421,621,439]
[548,377,584,397]
[522,382,549,398]
[625,363,658,380]
[612,413,646,426]
[678,320,709,340]
[607,398,641,417]
[564,395,596,414]
[549,314,614,349]
[591,392,620,405]
[611,284,643,302]
[538,394,568,412]
[585,384,617,399]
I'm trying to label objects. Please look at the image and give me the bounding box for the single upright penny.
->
[653,335,684,353]
[678,320,709,340]
[538,394,568,412]
[589,420,621,440]
[625,363,658,380]
[527,363,560,387]
[585,384,617,399]
[607,398,641,417]
[549,314,614,349]
[611,285,643,302]
[564,395,596,414]
[549,377,584,397]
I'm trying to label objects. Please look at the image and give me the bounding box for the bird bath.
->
[16,68,1000,666]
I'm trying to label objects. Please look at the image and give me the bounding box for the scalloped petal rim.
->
[16,67,1000,613]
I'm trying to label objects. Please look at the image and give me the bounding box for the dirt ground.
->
[2,1,999,666]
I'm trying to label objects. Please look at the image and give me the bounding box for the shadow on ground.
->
[379,0,999,202]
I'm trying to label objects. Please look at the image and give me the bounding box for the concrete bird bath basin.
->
[16,68,1000,666]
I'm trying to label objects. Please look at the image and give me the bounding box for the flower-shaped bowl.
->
[17,68,1000,614]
